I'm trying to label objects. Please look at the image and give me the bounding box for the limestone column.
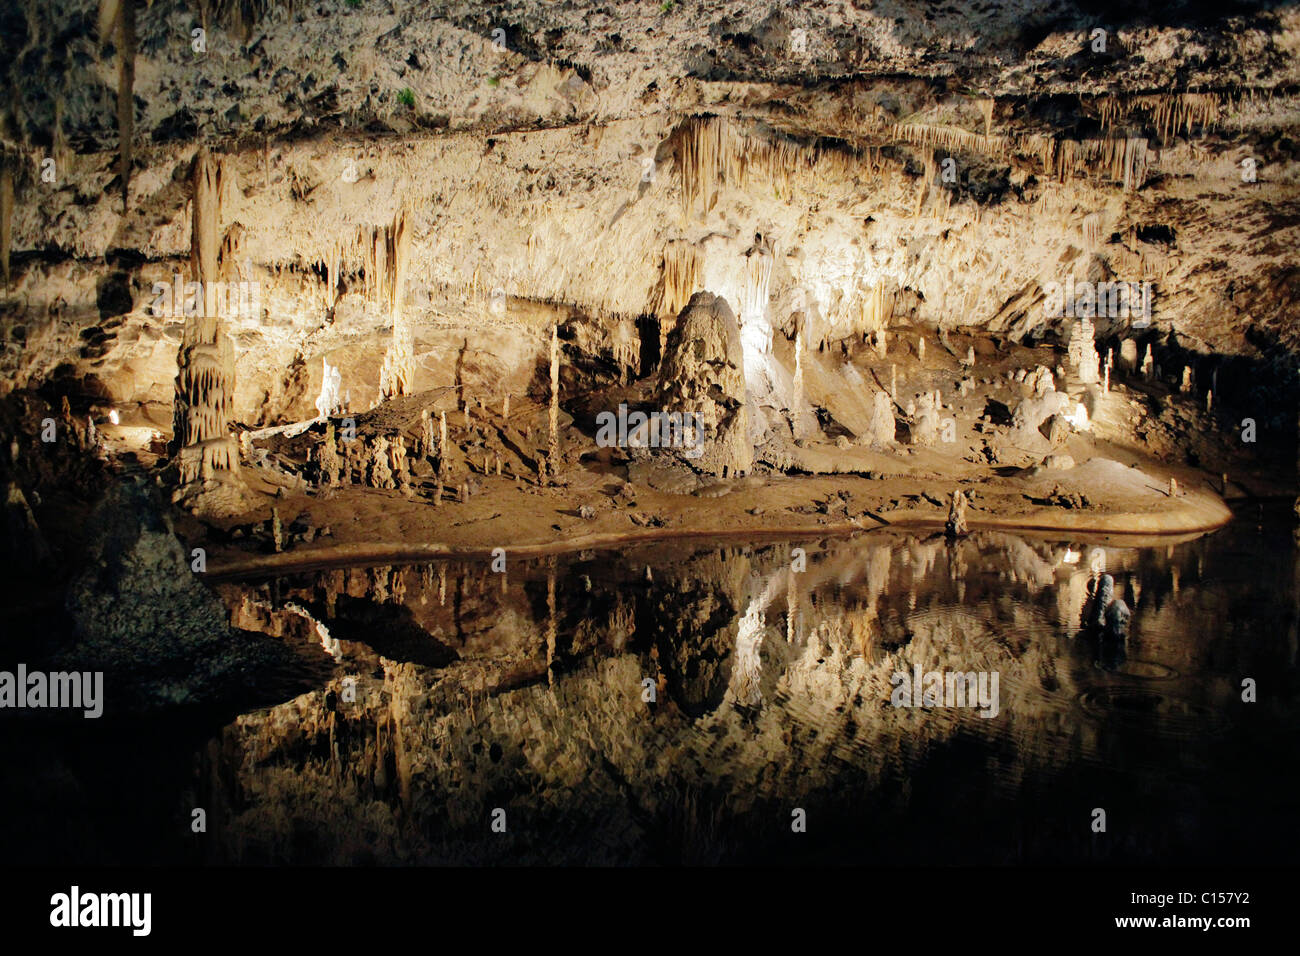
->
[172,147,243,501]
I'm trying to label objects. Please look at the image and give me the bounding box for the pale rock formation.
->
[1012,366,1070,446]
[369,437,394,490]
[911,391,940,446]
[171,148,246,511]
[1067,318,1100,384]
[945,489,969,537]
[315,357,343,419]
[657,292,752,476]
[867,390,895,445]
[391,435,412,496]
[318,422,342,487]
[1120,339,1139,373]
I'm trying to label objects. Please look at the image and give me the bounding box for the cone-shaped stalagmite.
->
[172,147,244,501]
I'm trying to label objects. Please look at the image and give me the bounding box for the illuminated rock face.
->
[657,292,752,477]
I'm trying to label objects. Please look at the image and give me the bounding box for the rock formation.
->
[657,292,752,477]
[171,147,246,513]
[945,489,969,537]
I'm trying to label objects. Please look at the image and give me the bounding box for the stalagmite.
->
[502,395,510,419]
[391,435,412,497]
[1067,318,1100,384]
[912,392,939,446]
[315,357,343,419]
[1169,477,1178,497]
[369,437,394,490]
[1141,345,1154,379]
[271,507,283,553]
[1206,390,1213,412]
[548,320,560,485]
[945,489,969,538]
[918,337,925,363]
[439,411,447,461]
[964,345,975,366]
[1121,339,1138,374]
[1181,367,1193,394]
[318,422,341,487]
[792,324,809,439]
[172,147,244,506]
[869,391,895,446]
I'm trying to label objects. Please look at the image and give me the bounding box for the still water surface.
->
[5,505,1297,865]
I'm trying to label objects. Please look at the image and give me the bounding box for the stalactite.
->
[652,239,701,319]
[739,242,774,326]
[114,0,135,211]
[379,208,413,400]
[1054,136,1149,191]
[669,116,824,220]
[891,122,1008,160]
[1082,212,1102,250]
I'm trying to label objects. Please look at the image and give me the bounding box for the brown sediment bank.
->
[203,460,1233,578]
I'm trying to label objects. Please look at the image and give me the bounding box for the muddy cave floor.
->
[149,359,1269,578]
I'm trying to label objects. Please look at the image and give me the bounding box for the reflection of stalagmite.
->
[728,573,785,709]
[0,162,12,287]
[546,560,557,688]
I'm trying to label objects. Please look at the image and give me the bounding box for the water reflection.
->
[203,516,1300,865]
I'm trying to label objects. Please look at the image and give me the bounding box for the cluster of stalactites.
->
[1049,137,1150,192]
[652,239,701,320]
[1095,92,1221,144]
[669,116,844,220]
[378,208,413,400]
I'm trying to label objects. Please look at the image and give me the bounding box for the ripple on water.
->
[1077,689,1231,739]
[1102,658,1179,681]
